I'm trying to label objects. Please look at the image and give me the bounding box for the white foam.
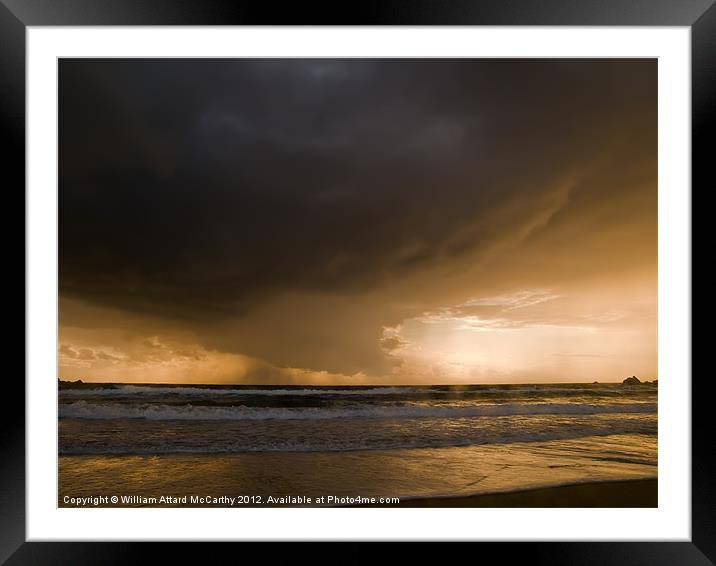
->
[58,384,650,398]
[59,401,657,421]
[59,385,418,397]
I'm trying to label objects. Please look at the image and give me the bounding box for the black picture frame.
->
[5,1,706,563]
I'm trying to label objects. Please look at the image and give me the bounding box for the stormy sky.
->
[58,59,657,384]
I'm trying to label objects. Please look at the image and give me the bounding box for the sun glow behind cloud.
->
[380,287,657,383]
[60,281,656,385]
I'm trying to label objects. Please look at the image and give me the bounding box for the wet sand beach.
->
[59,434,657,508]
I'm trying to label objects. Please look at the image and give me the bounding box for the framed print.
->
[6,0,707,563]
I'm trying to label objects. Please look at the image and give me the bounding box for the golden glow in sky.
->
[59,59,657,384]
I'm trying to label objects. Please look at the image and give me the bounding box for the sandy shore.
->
[378,478,657,507]
[59,438,657,508]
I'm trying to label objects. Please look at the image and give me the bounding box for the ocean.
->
[58,382,657,506]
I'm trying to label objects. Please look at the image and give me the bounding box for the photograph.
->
[57,57,658,509]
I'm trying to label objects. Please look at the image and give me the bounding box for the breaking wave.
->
[59,401,657,421]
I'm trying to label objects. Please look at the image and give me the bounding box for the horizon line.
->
[58,379,655,386]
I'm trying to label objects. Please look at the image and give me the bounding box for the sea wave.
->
[58,428,658,456]
[59,385,415,397]
[59,401,657,421]
[58,384,651,398]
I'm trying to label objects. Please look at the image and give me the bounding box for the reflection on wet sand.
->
[59,433,656,507]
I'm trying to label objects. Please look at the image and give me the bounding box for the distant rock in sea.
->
[622,376,641,385]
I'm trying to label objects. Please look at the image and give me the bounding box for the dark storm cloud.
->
[59,58,656,322]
